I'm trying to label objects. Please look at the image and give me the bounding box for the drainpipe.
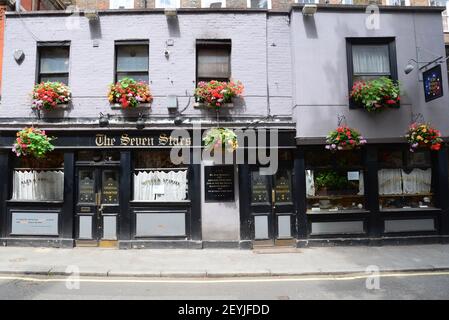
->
[15,0,21,12]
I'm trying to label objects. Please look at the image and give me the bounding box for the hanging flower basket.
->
[350,77,400,112]
[203,128,238,153]
[12,127,55,159]
[108,78,153,109]
[194,80,244,110]
[325,125,367,151]
[406,122,443,152]
[31,82,71,111]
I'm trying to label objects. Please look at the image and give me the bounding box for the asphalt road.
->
[0,272,449,300]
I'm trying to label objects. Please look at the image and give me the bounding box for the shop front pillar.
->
[366,145,381,238]
[0,152,11,239]
[119,151,132,243]
[61,152,75,240]
[295,148,308,239]
[435,146,449,235]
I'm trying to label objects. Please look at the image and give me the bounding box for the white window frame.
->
[109,0,134,9]
[246,0,272,9]
[387,0,410,5]
[201,0,227,8]
[155,0,181,8]
[429,0,448,6]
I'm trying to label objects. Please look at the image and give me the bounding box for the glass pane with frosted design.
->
[352,44,390,75]
[197,48,230,79]
[250,0,268,8]
[117,45,149,72]
[40,47,69,74]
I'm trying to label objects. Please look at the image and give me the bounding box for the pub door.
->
[75,167,120,247]
[250,166,296,247]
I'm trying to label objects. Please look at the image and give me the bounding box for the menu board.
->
[204,166,235,202]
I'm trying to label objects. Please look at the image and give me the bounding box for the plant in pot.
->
[406,122,443,152]
[12,127,55,159]
[194,80,244,110]
[314,170,357,196]
[325,125,367,151]
[203,128,238,153]
[108,78,153,109]
[31,82,71,111]
[350,77,400,112]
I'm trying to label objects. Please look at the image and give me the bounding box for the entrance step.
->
[75,240,98,247]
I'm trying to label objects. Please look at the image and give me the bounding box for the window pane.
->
[40,75,69,85]
[117,72,149,83]
[197,47,230,79]
[250,0,268,8]
[102,171,119,204]
[133,170,188,201]
[275,169,292,203]
[352,44,390,75]
[40,47,69,74]
[116,45,149,72]
[155,0,179,8]
[378,149,436,210]
[12,170,64,201]
[251,171,270,204]
[78,170,95,203]
[201,0,226,8]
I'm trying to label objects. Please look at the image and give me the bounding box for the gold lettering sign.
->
[95,133,191,147]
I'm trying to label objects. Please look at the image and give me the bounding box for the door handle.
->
[272,189,276,210]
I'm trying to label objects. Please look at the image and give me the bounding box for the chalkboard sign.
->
[204,165,235,202]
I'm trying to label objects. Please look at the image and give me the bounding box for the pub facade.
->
[0,5,449,249]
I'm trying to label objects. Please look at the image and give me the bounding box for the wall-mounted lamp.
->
[174,116,183,126]
[136,113,146,130]
[302,4,317,16]
[167,95,178,113]
[99,113,109,127]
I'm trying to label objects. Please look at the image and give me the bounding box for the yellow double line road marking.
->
[0,270,449,284]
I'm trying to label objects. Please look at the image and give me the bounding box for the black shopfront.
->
[0,129,201,248]
[239,143,449,247]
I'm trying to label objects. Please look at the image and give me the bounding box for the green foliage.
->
[350,77,400,112]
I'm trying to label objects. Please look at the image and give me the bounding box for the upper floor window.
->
[115,41,149,83]
[196,40,231,84]
[387,0,410,5]
[296,0,318,3]
[247,0,271,8]
[38,44,70,84]
[429,0,448,6]
[110,0,134,9]
[156,0,181,8]
[346,38,397,86]
[201,0,226,8]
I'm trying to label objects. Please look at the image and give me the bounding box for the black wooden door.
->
[249,165,295,245]
[75,167,120,242]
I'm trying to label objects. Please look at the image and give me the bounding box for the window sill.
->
[380,207,441,213]
[307,209,370,215]
[193,102,234,109]
[7,200,64,204]
[110,103,151,110]
[130,200,191,204]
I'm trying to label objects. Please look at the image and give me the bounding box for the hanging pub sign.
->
[423,64,443,102]
[204,165,235,202]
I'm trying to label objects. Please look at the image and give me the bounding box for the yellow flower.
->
[422,128,427,133]
[417,135,423,141]
[424,140,428,143]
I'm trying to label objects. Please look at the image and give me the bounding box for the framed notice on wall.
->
[423,64,443,102]
[204,165,235,202]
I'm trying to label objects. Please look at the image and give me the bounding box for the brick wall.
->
[0,5,5,95]
[1,12,293,119]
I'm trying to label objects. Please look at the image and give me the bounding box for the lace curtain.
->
[134,170,188,201]
[352,45,390,74]
[12,170,64,201]
[378,168,432,195]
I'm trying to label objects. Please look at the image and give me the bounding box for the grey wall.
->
[0,11,293,121]
[291,9,449,141]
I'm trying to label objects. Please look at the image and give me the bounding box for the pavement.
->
[0,244,449,278]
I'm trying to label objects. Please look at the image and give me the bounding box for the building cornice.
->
[5,4,446,18]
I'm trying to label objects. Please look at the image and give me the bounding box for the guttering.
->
[290,4,447,14]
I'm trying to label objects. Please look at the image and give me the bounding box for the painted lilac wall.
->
[291,8,449,142]
[0,11,293,122]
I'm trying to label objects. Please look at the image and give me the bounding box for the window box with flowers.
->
[12,127,55,159]
[108,78,153,109]
[194,80,244,110]
[31,82,71,111]
[325,126,367,152]
[406,122,443,152]
[203,128,238,153]
[350,77,400,112]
